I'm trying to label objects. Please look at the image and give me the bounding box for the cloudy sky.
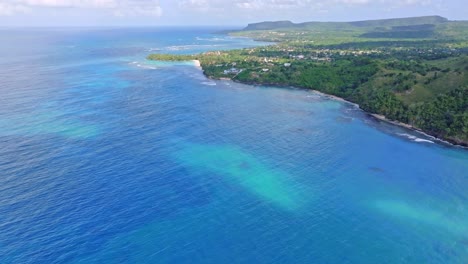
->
[0,0,466,27]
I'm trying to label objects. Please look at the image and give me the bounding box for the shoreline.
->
[192,60,201,67]
[148,46,466,148]
[367,113,466,148]
[203,73,467,148]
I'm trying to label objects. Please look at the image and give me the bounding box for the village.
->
[199,43,465,79]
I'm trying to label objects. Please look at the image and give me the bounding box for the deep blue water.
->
[0,27,467,264]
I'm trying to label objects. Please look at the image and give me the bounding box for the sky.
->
[0,0,466,27]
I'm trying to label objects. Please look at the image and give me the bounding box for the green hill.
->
[244,21,296,30]
[243,16,449,31]
[348,15,448,28]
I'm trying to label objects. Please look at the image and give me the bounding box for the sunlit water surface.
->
[0,28,467,264]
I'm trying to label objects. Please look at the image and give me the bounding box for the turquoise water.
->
[0,28,467,263]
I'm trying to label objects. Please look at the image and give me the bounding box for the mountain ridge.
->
[243,15,450,31]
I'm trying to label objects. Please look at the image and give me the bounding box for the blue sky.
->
[0,0,466,27]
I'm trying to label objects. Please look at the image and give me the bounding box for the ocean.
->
[0,27,467,263]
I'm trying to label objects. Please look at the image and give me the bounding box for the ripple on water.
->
[0,112,100,139]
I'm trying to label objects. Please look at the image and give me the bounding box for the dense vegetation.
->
[410,88,467,143]
[148,16,468,146]
[147,54,194,61]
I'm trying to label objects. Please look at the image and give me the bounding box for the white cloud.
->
[179,0,306,11]
[174,0,441,24]
[339,0,370,4]
[0,0,162,16]
[112,0,162,17]
[0,2,29,15]
[179,0,434,10]
[177,0,439,21]
[19,0,116,8]
[0,0,442,22]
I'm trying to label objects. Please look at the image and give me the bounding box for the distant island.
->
[148,16,468,147]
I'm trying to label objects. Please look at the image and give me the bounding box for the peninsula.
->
[148,16,468,146]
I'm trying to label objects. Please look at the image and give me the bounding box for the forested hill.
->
[243,16,449,31]
[349,16,448,27]
[244,21,296,31]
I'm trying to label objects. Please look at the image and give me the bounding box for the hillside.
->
[244,16,449,31]
[235,16,468,44]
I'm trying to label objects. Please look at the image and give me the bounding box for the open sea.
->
[0,27,467,264]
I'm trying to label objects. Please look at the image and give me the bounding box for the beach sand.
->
[192,60,201,67]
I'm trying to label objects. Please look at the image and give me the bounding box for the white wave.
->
[397,133,433,143]
[165,44,222,51]
[306,95,321,100]
[398,133,417,140]
[196,37,227,41]
[201,81,217,86]
[135,64,157,70]
[414,138,434,143]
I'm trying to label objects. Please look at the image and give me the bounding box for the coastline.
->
[147,40,466,148]
[367,113,467,148]
[192,60,201,67]
[202,73,467,148]
[369,113,414,130]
